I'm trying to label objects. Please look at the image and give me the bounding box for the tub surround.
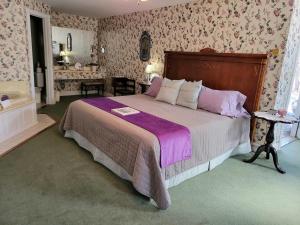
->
[0,114,55,157]
[0,80,37,147]
[0,100,37,144]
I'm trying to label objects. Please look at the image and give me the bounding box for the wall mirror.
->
[140,31,152,62]
[52,26,97,66]
[66,33,72,51]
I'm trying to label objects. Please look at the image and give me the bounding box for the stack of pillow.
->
[145,77,248,118]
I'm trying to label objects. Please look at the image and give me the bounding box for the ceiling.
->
[41,0,194,18]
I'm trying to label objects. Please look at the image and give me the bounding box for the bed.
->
[60,49,268,209]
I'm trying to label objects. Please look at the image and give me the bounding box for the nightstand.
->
[244,111,300,174]
[112,77,136,96]
[138,81,151,93]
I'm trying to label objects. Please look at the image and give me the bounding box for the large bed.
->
[60,49,268,209]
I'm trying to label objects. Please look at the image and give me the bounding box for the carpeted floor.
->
[1,96,300,225]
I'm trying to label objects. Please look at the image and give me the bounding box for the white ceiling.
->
[41,0,194,18]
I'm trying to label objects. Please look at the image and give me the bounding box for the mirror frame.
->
[67,33,72,51]
[139,31,152,62]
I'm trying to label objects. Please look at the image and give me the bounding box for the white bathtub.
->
[0,98,37,144]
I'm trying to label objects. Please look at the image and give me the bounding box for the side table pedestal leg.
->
[270,147,286,174]
[243,145,265,163]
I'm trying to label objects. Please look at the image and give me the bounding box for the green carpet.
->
[0,96,299,225]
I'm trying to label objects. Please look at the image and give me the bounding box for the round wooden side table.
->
[244,111,300,174]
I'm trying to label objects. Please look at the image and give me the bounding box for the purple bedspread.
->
[82,97,192,168]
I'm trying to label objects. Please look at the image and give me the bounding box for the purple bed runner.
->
[82,97,192,168]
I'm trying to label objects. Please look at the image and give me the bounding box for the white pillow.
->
[176,81,202,109]
[155,78,185,105]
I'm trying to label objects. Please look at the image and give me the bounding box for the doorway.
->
[30,16,46,108]
[26,9,55,107]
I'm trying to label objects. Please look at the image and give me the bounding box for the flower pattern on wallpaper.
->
[0,0,50,94]
[98,0,293,145]
[51,9,98,32]
[54,68,106,92]
[54,69,106,80]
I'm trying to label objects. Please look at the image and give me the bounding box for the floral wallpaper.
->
[98,0,294,145]
[54,69,106,80]
[51,9,98,32]
[54,68,106,93]
[0,0,50,86]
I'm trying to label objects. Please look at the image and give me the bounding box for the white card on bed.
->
[112,107,140,116]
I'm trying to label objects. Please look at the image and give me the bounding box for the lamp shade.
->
[145,64,154,74]
[59,50,69,57]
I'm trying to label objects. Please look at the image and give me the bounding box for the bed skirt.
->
[65,130,251,190]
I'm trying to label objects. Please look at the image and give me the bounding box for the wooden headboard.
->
[163,49,268,113]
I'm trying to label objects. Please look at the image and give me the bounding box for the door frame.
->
[26,9,55,105]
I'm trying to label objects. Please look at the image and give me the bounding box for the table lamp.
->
[145,64,154,84]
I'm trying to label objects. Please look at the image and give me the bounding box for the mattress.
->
[60,94,250,209]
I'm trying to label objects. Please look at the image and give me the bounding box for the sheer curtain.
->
[289,55,300,138]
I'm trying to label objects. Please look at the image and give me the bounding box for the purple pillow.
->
[145,77,163,97]
[198,86,248,117]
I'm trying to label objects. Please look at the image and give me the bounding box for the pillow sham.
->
[176,81,202,110]
[156,78,185,105]
[198,86,247,117]
[145,77,163,97]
